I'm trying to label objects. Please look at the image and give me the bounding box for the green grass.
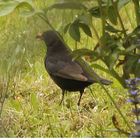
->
[0,0,136,138]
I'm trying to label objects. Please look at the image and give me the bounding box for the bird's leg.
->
[59,90,65,105]
[77,90,84,106]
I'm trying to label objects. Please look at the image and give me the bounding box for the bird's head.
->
[36,30,69,53]
[36,30,60,46]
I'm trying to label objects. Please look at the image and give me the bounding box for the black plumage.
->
[36,30,112,105]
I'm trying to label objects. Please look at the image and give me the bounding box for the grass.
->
[0,0,136,138]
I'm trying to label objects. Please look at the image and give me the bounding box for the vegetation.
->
[0,0,140,137]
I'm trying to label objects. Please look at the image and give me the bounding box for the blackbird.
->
[36,30,112,106]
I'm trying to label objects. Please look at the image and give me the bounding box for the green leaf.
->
[0,0,34,17]
[78,13,92,25]
[91,63,125,87]
[89,6,108,18]
[17,1,35,17]
[124,55,139,74]
[124,45,138,53]
[118,0,131,9]
[69,21,80,42]
[104,48,120,70]
[124,25,140,49]
[72,48,96,58]
[88,6,101,18]
[131,25,140,35]
[30,93,39,111]
[19,9,35,17]
[0,1,19,16]
[105,23,121,33]
[108,6,118,25]
[64,23,71,33]
[48,2,87,10]
[79,23,92,37]
[91,63,111,75]
[102,0,130,10]
[99,32,113,47]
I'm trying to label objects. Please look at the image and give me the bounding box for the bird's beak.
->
[36,32,43,40]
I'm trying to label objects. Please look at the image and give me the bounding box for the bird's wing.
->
[56,62,88,81]
[46,58,89,82]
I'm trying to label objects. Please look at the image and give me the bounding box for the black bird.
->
[36,30,112,106]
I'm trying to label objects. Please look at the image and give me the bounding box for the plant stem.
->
[110,0,127,38]
[37,14,55,31]
[97,0,106,36]
[91,21,102,47]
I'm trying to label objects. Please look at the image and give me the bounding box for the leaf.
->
[105,49,120,70]
[19,9,35,17]
[124,45,138,53]
[69,21,80,42]
[72,48,97,58]
[105,23,121,33]
[132,25,140,35]
[124,55,140,77]
[30,93,39,110]
[0,1,19,16]
[92,63,125,87]
[78,13,92,25]
[99,32,113,47]
[118,0,131,9]
[124,55,139,74]
[89,6,108,18]
[108,6,118,25]
[88,6,101,18]
[17,1,35,17]
[48,2,87,10]
[124,25,140,49]
[0,0,34,17]
[102,0,130,10]
[64,23,71,33]
[91,63,111,75]
[79,23,92,37]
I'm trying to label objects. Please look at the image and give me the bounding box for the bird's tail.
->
[100,78,112,85]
